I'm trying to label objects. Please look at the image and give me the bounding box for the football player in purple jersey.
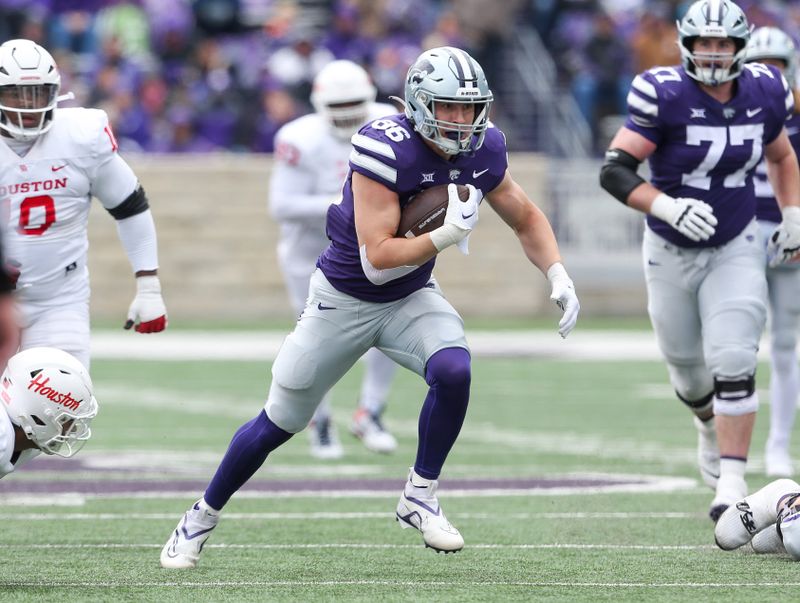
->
[160,46,580,568]
[600,0,800,522]
[746,27,800,478]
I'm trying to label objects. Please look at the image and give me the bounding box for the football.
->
[396,184,469,238]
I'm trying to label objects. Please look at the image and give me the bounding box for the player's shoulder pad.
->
[55,107,109,146]
[626,66,686,127]
[367,102,400,121]
[273,113,328,166]
[275,113,326,151]
[349,115,416,187]
[481,121,508,154]
[742,63,794,116]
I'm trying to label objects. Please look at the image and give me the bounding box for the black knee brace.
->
[714,376,755,401]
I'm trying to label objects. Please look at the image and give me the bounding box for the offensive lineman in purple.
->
[625,62,791,247]
[159,46,580,568]
[318,113,507,302]
[599,0,800,524]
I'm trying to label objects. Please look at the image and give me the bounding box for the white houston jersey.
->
[0,108,120,300]
[0,408,40,479]
[269,102,396,276]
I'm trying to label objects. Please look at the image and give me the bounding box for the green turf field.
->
[0,345,796,601]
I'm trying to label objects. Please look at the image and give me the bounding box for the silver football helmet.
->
[311,60,377,141]
[746,26,797,87]
[403,46,493,156]
[0,39,62,141]
[677,0,752,86]
[2,347,97,457]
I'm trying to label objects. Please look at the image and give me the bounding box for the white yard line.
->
[90,329,775,362]
[0,511,700,521]
[4,579,797,588]
[0,543,717,551]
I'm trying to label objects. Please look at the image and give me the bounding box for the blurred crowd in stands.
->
[539,1,800,150]
[3,0,800,154]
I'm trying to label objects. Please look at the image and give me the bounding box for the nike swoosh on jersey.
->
[746,108,762,117]
[51,164,67,171]
[472,169,489,178]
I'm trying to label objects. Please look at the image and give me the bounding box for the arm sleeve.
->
[115,210,159,273]
[269,139,338,221]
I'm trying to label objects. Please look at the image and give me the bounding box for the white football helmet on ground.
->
[1,347,97,457]
[0,39,61,141]
[310,60,377,141]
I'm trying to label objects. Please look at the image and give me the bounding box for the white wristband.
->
[429,223,466,252]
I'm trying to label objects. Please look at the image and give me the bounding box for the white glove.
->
[547,262,579,338]
[650,193,718,242]
[429,184,481,255]
[125,275,168,333]
[768,206,800,267]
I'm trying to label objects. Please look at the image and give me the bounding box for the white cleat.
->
[709,474,747,525]
[396,469,463,553]
[160,499,219,569]
[308,418,344,460]
[765,447,794,478]
[715,499,760,550]
[713,479,800,548]
[350,409,397,454]
[694,416,720,490]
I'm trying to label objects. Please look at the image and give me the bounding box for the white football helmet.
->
[1,347,97,457]
[0,39,61,141]
[403,46,493,156]
[677,0,752,86]
[311,60,377,141]
[746,26,798,87]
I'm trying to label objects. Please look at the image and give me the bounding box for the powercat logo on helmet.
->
[28,372,82,411]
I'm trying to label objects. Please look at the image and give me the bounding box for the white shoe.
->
[350,408,397,454]
[694,416,719,490]
[160,499,219,569]
[308,418,343,460]
[396,469,463,553]
[750,524,785,554]
[709,474,747,524]
[765,446,794,478]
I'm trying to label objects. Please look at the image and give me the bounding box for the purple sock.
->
[414,347,471,480]
[204,410,293,510]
